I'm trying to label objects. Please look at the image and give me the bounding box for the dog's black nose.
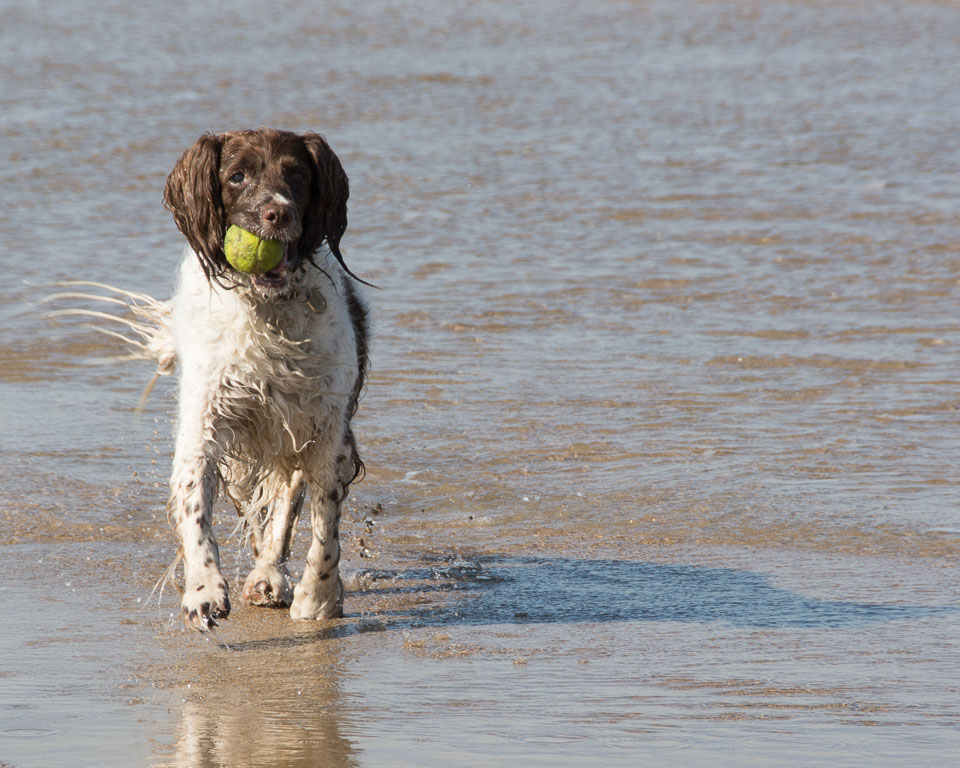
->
[262,203,292,229]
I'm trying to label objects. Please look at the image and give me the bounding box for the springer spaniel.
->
[60,129,370,630]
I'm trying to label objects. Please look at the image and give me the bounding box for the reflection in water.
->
[157,627,359,768]
[170,700,356,768]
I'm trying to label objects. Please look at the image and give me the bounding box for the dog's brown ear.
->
[163,133,226,281]
[300,133,371,286]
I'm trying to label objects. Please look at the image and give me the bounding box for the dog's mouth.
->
[250,242,296,295]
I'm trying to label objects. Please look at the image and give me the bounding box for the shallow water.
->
[2,0,960,766]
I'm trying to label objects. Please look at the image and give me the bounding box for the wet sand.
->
[2,0,960,766]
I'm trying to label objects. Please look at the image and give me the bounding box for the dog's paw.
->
[290,576,343,620]
[241,564,294,607]
[181,577,230,630]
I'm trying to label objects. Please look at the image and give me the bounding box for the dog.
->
[60,129,370,630]
[163,128,369,629]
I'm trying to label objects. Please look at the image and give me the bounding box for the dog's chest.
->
[228,290,347,388]
[172,263,354,420]
[176,286,352,464]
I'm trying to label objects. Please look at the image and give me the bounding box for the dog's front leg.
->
[169,394,230,630]
[290,456,349,620]
[171,454,229,629]
[290,488,344,620]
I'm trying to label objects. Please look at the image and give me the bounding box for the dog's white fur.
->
[165,245,363,626]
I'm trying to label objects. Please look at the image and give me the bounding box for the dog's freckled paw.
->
[242,565,293,607]
[182,580,230,631]
[290,577,344,620]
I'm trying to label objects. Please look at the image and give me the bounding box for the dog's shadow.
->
[223,554,952,651]
[384,554,951,628]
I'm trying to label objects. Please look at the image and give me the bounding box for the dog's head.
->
[164,128,362,296]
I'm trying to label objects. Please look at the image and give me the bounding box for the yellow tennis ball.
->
[223,225,284,274]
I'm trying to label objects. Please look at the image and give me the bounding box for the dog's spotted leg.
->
[168,379,230,631]
[289,484,344,620]
[170,453,230,630]
[242,471,305,607]
[290,448,354,620]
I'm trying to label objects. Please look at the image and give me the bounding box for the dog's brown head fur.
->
[163,129,363,290]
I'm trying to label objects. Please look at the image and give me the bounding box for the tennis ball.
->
[223,225,284,274]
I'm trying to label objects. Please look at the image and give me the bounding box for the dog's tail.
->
[44,281,176,413]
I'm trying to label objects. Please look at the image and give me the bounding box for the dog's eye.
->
[229,171,246,185]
